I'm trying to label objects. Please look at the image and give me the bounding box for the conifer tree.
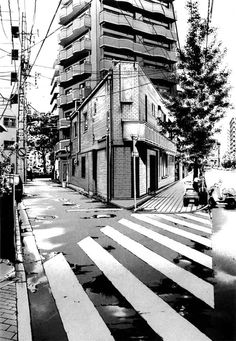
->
[167,0,231,177]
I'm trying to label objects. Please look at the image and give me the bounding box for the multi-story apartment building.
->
[229,117,236,159]
[53,0,177,184]
[69,61,176,200]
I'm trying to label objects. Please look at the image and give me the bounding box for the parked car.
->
[183,187,199,206]
[208,185,236,209]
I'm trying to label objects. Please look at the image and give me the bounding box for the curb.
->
[15,203,32,341]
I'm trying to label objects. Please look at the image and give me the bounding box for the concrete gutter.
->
[16,202,33,341]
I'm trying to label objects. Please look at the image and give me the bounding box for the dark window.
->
[74,121,77,137]
[3,117,16,127]
[4,140,15,149]
[83,112,88,132]
[81,156,86,178]
[72,158,76,176]
[145,95,148,121]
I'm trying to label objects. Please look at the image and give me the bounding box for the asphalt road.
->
[20,173,236,341]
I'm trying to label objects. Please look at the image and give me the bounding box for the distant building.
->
[51,0,178,186]
[69,62,177,201]
[229,117,236,159]
[0,101,17,174]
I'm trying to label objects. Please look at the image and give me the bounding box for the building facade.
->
[69,62,176,200]
[52,0,177,183]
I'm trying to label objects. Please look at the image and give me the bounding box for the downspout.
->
[106,71,113,203]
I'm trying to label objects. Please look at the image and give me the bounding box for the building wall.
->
[97,149,107,198]
[113,146,132,198]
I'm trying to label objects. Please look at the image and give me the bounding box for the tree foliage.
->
[167,0,231,161]
[27,111,58,172]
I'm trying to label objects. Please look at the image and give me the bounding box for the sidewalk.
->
[0,205,32,341]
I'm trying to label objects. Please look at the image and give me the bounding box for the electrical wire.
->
[28,0,63,75]
[0,5,8,38]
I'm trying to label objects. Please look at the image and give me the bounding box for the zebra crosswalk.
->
[43,211,214,341]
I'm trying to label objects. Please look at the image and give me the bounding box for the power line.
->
[29,0,62,74]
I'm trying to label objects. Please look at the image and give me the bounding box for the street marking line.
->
[101,226,214,308]
[132,214,211,248]
[78,237,212,341]
[44,253,114,341]
[119,218,212,269]
[194,211,210,218]
[157,214,212,234]
[178,213,211,226]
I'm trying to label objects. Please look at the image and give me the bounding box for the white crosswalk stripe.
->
[101,225,214,308]
[132,214,211,247]
[119,218,212,269]
[157,214,212,234]
[44,253,114,341]
[78,236,212,341]
[178,213,212,226]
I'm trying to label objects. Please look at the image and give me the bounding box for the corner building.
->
[54,0,177,181]
[70,62,177,200]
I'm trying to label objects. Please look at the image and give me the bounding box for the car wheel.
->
[195,200,199,206]
[208,197,216,208]
[183,199,188,207]
[226,199,236,209]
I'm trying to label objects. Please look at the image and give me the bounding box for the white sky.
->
[1,0,235,151]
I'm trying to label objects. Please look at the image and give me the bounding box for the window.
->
[81,156,86,178]
[151,103,156,117]
[3,117,16,127]
[4,140,15,149]
[73,121,77,137]
[83,112,88,132]
[72,158,76,176]
[145,95,148,121]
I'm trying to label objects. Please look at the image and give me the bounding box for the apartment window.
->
[72,158,76,176]
[81,156,86,178]
[145,95,148,121]
[83,112,88,132]
[73,121,77,137]
[3,117,16,127]
[151,103,156,117]
[4,140,15,149]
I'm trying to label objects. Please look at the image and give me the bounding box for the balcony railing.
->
[59,38,91,64]
[58,118,70,130]
[113,0,175,21]
[59,0,90,25]
[59,15,91,46]
[100,36,177,63]
[55,139,70,153]
[59,61,92,84]
[100,11,176,42]
[122,120,176,154]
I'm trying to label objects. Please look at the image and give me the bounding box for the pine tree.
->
[167,0,231,177]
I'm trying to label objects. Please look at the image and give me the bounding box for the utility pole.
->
[16,13,29,182]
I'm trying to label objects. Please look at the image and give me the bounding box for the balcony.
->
[57,93,73,107]
[59,61,92,85]
[59,38,91,64]
[55,139,70,153]
[59,0,90,25]
[114,0,175,21]
[100,11,176,42]
[72,86,91,101]
[58,118,70,130]
[100,36,177,63]
[122,120,176,154]
[59,15,91,46]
